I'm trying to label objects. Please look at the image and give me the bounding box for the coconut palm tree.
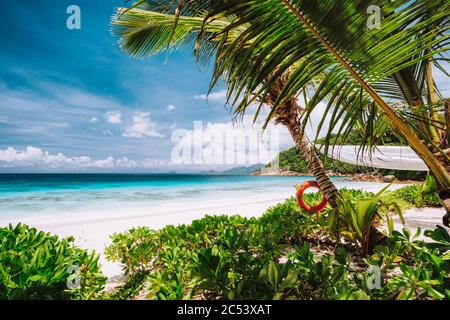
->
[264,74,340,207]
[112,7,340,207]
[113,0,450,225]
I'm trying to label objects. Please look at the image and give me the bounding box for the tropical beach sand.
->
[0,183,447,278]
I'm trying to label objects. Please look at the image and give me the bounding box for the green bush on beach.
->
[106,196,328,300]
[105,185,449,300]
[0,223,106,300]
[393,182,441,208]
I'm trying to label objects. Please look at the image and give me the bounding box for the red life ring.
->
[296,180,328,213]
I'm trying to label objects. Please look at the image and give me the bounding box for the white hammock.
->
[324,145,429,171]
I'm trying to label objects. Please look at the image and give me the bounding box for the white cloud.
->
[105,111,122,124]
[300,101,340,139]
[141,158,170,168]
[190,92,335,141]
[90,117,99,123]
[0,146,106,168]
[166,104,176,111]
[0,146,168,170]
[194,89,228,101]
[171,116,293,165]
[116,156,138,168]
[123,112,163,138]
[92,156,115,168]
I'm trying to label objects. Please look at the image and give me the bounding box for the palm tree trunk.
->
[440,101,450,226]
[285,117,339,208]
[281,104,386,245]
[265,77,340,208]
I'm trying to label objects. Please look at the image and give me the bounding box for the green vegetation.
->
[0,223,106,300]
[329,186,403,255]
[105,195,331,300]
[368,227,450,300]
[104,184,448,300]
[1,182,446,300]
[272,146,426,180]
[315,130,404,147]
[392,175,441,208]
[105,193,325,300]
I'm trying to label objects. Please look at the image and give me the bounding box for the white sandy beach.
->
[0,182,447,278]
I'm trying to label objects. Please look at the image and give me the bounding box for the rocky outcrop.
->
[382,175,396,183]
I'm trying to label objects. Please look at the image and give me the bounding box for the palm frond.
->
[111,0,450,185]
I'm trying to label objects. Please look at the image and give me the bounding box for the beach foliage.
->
[328,185,404,255]
[0,223,106,300]
[367,228,450,299]
[105,187,449,300]
[1,185,445,300]
[393,174,441,208]
[106,197,327,299]
[105,227,158,275]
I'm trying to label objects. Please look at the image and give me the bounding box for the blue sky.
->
[0,0,280,172]
[0,1,448,172]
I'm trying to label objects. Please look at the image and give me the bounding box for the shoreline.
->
[252,168,423,184]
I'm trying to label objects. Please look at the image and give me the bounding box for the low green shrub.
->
[393,185,441,208]
[105,197,329,299]
[105,227,158,275]
[366,227,450,300]
[0,223,106,300]
[392,174,441,208]
[102,184,446,300]
[339,188,375,199]
[328,185,404,255]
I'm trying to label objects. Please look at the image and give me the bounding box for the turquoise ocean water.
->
[0,174,360,218]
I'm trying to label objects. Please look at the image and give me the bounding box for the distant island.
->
[221,164,264,175]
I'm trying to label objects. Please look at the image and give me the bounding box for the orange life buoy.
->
[296,180,328,213]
